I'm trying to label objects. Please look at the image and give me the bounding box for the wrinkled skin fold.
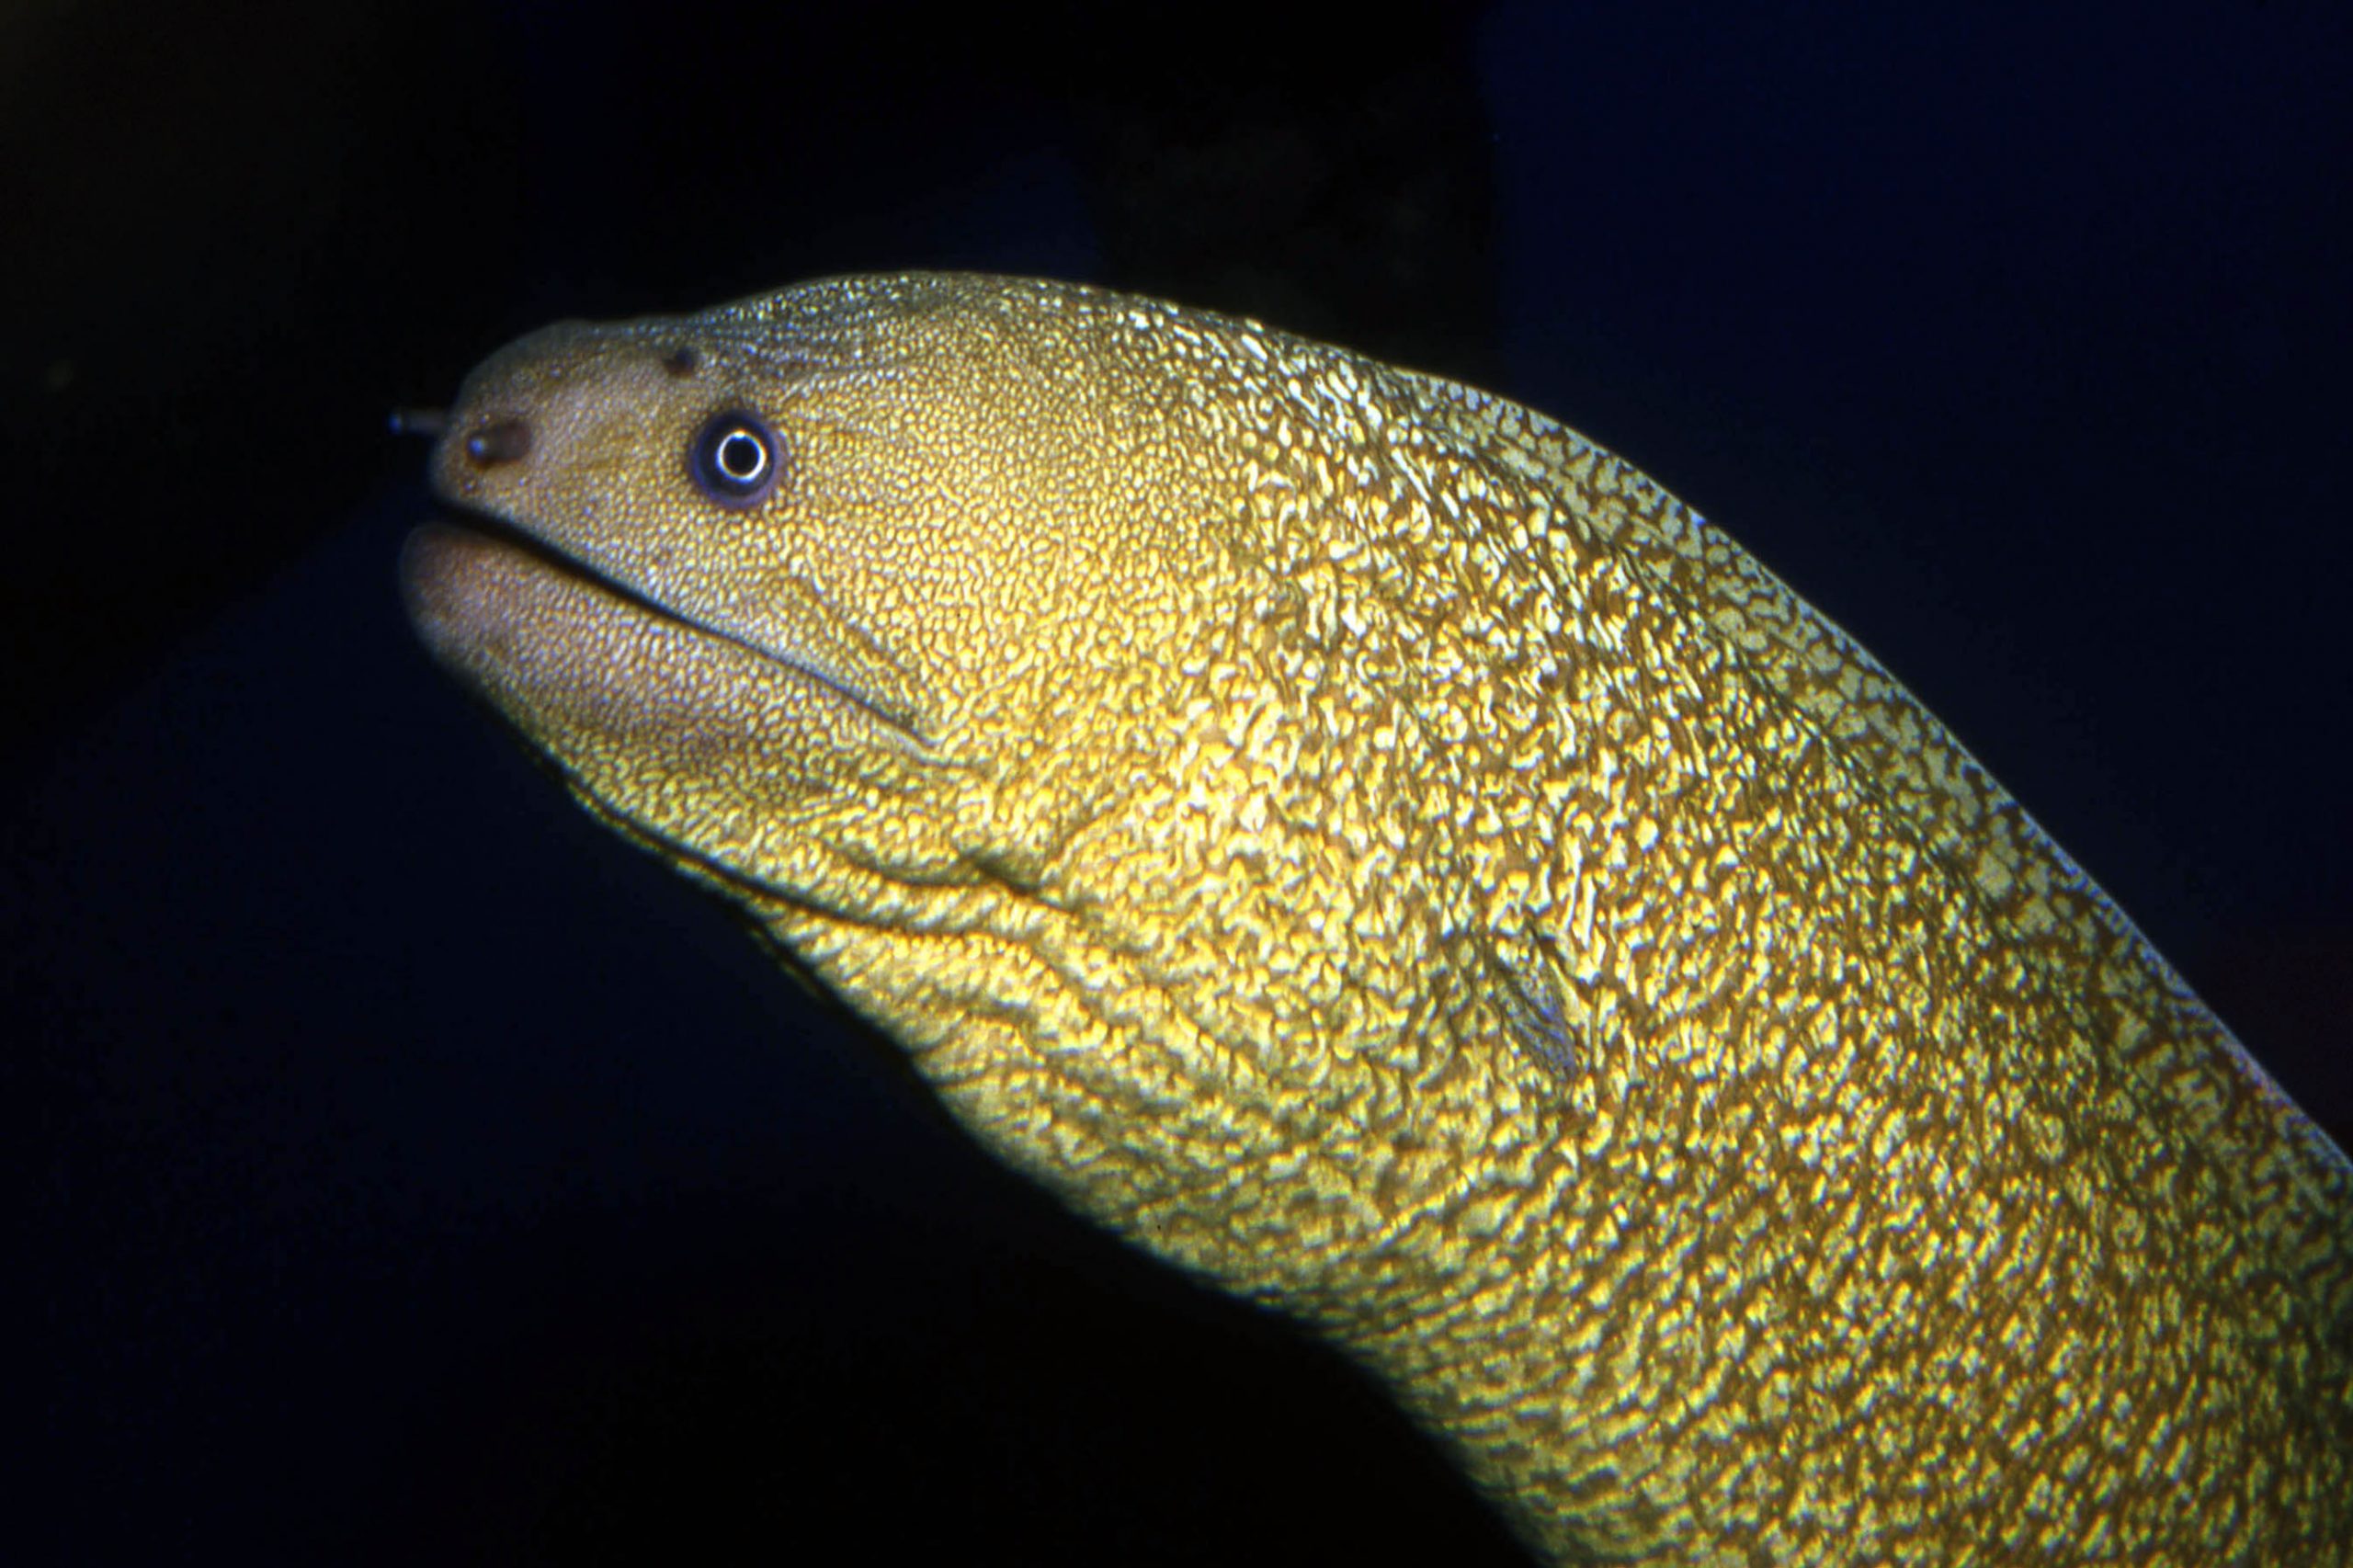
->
[404,274,2353,1565]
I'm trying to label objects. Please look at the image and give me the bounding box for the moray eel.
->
[402,274,2352,1564]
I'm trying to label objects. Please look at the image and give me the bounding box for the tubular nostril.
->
[462,417,533,467]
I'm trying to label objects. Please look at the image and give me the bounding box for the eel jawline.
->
[401,517,930,752]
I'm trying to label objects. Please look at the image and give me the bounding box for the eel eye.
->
[689,411,779,506]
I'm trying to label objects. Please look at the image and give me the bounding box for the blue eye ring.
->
[689,410,779,506]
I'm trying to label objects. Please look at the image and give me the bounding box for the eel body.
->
[402,274,2351,1564]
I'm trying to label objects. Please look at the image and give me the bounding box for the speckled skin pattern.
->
[403,274,2351,1564]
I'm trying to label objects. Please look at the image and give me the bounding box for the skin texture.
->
[403,274,2352,1565]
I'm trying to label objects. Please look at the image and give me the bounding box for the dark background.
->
[9,4,2347,1562]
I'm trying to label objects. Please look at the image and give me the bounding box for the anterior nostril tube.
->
[463,417,533,467]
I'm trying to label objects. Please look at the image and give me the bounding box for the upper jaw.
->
[420,388,940,756]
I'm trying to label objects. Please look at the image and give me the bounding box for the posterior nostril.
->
[463,417,533,467]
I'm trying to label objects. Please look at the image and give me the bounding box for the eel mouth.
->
[402,501,934,754]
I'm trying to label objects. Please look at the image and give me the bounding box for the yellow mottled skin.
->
[403,274,2352,1564]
